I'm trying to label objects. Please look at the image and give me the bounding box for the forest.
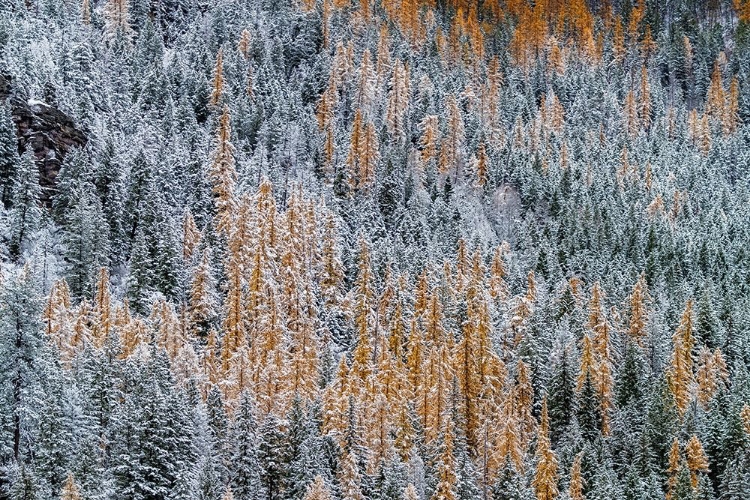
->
[0,0,749,499]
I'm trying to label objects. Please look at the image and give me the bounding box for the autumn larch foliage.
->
[668,300,696,416]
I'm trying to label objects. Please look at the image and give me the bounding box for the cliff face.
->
[1,74,87,205]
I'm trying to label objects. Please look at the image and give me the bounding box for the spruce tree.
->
[8,151,42,260]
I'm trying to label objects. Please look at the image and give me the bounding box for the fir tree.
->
[8,151,42,260]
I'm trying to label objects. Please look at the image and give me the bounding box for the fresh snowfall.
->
[0,0,749,499]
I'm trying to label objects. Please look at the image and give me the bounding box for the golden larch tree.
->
[587,282,613,435]
[627,275,649,345]
[668,300,695,416]
[741,404,750,435]
[568,452,584,500]
[103,0,133,40]
[182,210,201,261]
[532,398,559,500]
[640,66,652,130]
[210,48,225,107]
[61,473,82,500]
[189,249,218,338]
[667,437,682,499]
[685,435,709,489]
[303,476,333,500]
[210,106,238,237]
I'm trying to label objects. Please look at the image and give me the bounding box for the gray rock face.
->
[1,74,87,205]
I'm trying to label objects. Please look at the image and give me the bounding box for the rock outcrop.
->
[1,74,87,205]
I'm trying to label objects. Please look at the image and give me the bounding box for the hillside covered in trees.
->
[0,0,750,499]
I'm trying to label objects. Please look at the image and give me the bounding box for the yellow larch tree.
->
[489,245,508,300]
[182,210,201,261]
[322,357,351,443]
[404,484,419,500]
[44,279,72,351]
[667,437,682,499]
[61,473,81,500]
[188,249,217,338]
[210,48,224,107]
[82,0,91,24]
[627,275,649,345]
[210,106,238,237]
[723,77,740,135]
[640,66,652,131]
[425,339,454,444]
[103,0,133,41]
[303,476,333,500]
[568,452,584,500]
[238,29,251,58]
[419,115,440,165]
[152,299,184,360]
[668,300,695,416]
[706,62,725,119]
[358,121,379,193]
[316,69,339,131]
[474,141,488,189]
[356,49,376,115]
[624,90,639,138]
[696,347,729,407]
[516,359,536,443]
[741,404,750,435]
[288,319,320,403]
[612,15,625,62]
[685,435,709,489]
[587,282,613,435]
[221,256,246,373]
[532,398,559,500]
[492,388,524,474]
[346,109,364,189]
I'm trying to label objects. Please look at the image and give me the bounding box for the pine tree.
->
[230,391,265,500]
[548,349,575,444]
[63,186,110,299]
[0,266,44,461]
[0,102,19,209]
[8,150,42,260]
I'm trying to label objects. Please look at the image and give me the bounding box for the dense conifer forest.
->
[0,0,749,498]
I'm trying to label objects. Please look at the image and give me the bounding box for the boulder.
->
[1,74,87,205]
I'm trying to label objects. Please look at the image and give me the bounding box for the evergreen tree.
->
[0,103,19,208]
[0,267,44,463]
[230,392,265,500]
[8,151,42,260]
